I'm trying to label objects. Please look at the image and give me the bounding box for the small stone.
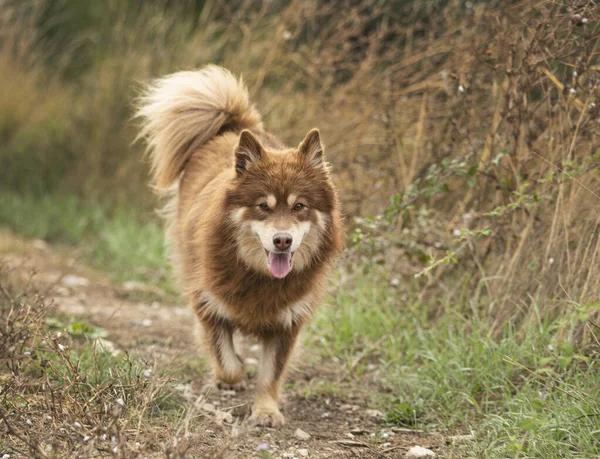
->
[383,442,391,447]
[256,442,270,451]
[321,412,330,418]
[215,410,233,424]
[143,369,153,378]
[406,446,436,457]
[62,275,90,287]
[294,428,311,440]
[33,239,48,250]
[345,433,355,439]
[220,390,236,396]
[202,403,216,412]
[297,448,309,457]
[366,409,384,418]
[340,404,352,410]
[448,434,474,443]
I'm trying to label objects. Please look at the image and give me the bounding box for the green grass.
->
[0,191,172,293]
[310,277,600,458]
[3,190,599,457]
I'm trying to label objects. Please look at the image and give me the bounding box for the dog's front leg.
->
[250,326,301,427]
[200,316,245,389]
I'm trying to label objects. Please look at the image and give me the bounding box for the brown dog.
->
[136,65,343,426]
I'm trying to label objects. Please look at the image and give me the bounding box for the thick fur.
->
[136,65,343,426]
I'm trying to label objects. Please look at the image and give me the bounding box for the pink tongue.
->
[268,252,292,278]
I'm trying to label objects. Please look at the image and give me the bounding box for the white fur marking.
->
[278,295,313,328]
[315,210,327,230]
[287,194,297,207]
[257,339,277,390]
[266,195,277,208]
[229,207,246,224]
[251,220,311,253]
[217,329,243,377]
[201,291,231,320]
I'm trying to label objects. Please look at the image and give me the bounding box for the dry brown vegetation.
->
[1,1,599,331]
[1,2,600,456]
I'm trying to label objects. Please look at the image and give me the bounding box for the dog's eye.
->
[258,203,270,211]
[293,203,305,211]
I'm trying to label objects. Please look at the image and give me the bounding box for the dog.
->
[136,65,343,426]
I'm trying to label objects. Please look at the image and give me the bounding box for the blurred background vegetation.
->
[2,1,600,456]
[1,0,599,335]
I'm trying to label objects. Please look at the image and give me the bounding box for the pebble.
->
[202,403,216,412]
[215,410,233,424]
[365,409,384,418]
[448,434,474,443]
[297,448,309,457]
[294,428,311,440]
[406,446,436,457]
[62,275,90,287]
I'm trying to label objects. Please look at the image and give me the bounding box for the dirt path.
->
[0,230,452,458]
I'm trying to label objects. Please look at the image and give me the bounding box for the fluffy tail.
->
[136,65,262,190]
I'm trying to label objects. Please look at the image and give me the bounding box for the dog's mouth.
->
[266,250,294,279]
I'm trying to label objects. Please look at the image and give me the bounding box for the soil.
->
[0,230,458,459]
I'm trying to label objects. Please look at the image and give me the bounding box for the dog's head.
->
[225,129,340,279]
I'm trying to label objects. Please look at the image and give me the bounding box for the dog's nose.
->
[273,232,293,251]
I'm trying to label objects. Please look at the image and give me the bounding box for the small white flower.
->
[56,332,62,338]
[83,436,91,442]
[144,369,153,378]
[112,446,118,454]
[58,344,66,351]
[582,17,588,24]
[116,398,125,407]
[26,418,32,426]
[111,435,117,444]
[547,344,554,352]
[381,432,389,438]
[390,278,400,287]
[73,422,82,429]
[548,257,555,265]
[101,434,107,440]
[23,351,31,356]
[453,229,462,237]
[458,85,465,93]
[570,88,576,95]
[434,241,442,248]
[135,442,141,448]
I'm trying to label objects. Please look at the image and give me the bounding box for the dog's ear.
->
[298,129,324,168]
[235,130,264,176]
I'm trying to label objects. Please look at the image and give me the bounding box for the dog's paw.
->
[216,379,247,391]
[249,406,285,427]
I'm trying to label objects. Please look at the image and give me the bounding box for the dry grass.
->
[0,264,206,458]
[0,0,599,335]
